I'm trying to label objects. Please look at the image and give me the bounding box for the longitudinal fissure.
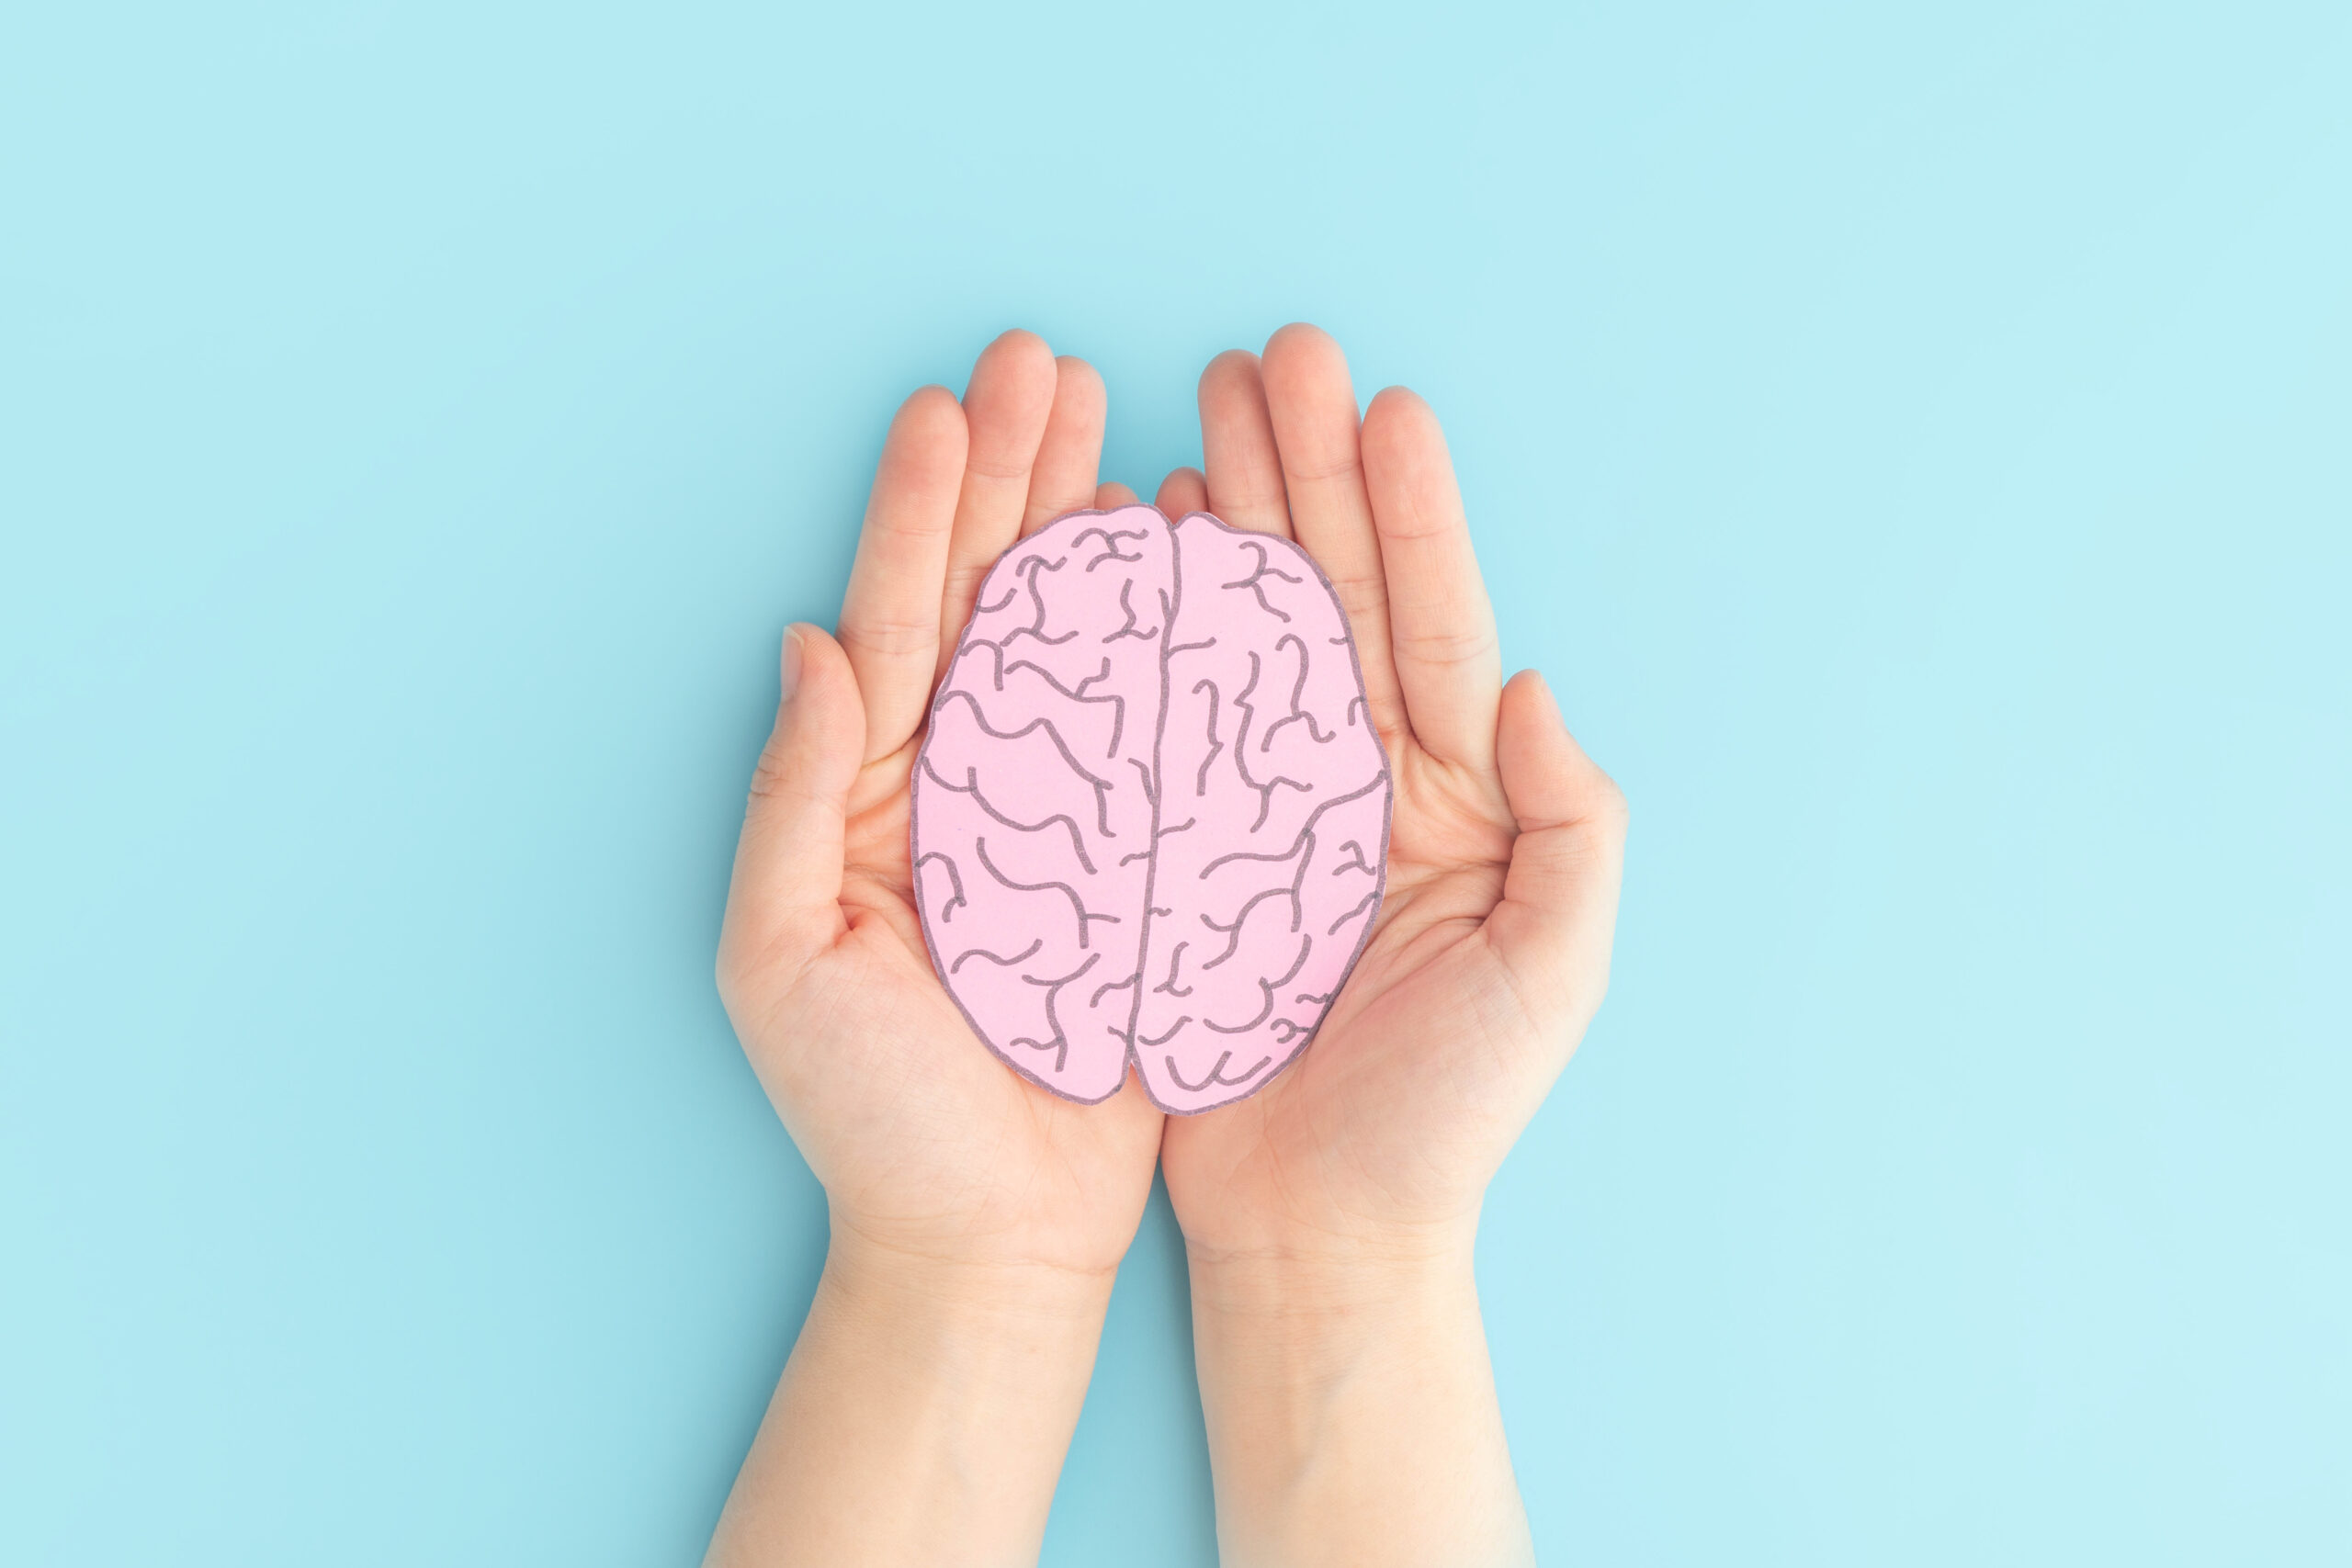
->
[1121,517,1181,1067]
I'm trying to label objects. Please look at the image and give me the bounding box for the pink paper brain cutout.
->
[911,505,1392,1114]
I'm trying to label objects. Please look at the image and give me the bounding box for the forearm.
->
[706,1229,1115,1568]
[1188,1232,1534,1568]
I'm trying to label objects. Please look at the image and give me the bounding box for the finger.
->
[720,626,868,995]
[935,331,1058,679]
[1022,356,1108,536]
[1361,385,1501,769]
[1259,323,1408,744]
[1154,466,1207,517]
[835,386,968,761]
[1095,480,1140,508]
[1197,350,1292,538]
[1483,671,1627,1045]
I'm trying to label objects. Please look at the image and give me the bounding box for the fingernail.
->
[780,626,804,704]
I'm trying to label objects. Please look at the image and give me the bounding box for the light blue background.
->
[3,3,2345,1562]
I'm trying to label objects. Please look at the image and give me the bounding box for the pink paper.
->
[912,506,1391,1113]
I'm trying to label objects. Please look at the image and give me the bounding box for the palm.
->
[1161,741,1538,1246]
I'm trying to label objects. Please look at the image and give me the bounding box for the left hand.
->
[1153,323,1628,1271]
[1146,323,1628,1567]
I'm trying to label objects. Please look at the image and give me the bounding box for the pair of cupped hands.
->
[709,324,1625,1565]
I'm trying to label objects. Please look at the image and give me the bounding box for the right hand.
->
[714,330,1166,1284]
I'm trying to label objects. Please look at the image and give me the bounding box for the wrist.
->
[1185,1224,1482,1384]
[1184,1211,1480,1307]
[1182,1222,1532,1568]
[797,1221,1120,1480]
[708,1225,1115,1567]
[819,1220,1119,1338]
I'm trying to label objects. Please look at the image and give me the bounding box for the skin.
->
[707,326,1626,1567]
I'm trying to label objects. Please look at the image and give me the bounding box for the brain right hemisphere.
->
[911,506,1391,1114]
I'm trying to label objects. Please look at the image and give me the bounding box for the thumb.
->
[1483,670,1629,1045]
[719,624,867,999]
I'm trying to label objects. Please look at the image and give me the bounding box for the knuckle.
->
[835,615,935,660]
[1283,452,1363,486]
[1391,622,1497,671]
[962,453,1034,483]
[1214,482,1291,515]
[1378,513,1454,545]
[1331,583,1391,638]
[1578,773,1631,844]
[941,562,993,604]
[1591,768,1629,819]
[746,744,810,807]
